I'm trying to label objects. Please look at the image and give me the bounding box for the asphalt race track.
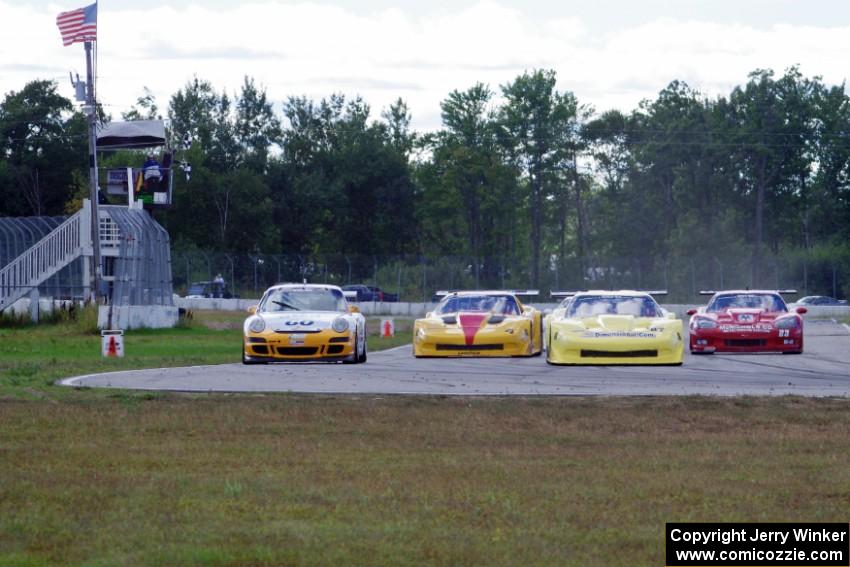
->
[61,320,850,396]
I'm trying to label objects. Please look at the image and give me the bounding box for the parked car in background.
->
[793,295,847,306]
[185,280,237,299]
[341,285,399,302]
[369,286,399,302]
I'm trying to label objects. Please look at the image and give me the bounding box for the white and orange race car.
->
[243,284,367,364]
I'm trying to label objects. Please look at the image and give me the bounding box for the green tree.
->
[381,98,415,157]
[419,84,520,283]
[164,78,276,252]
[274,94,418,257]
[804,81,850,246]
[168,77,238,171]
[498,69,580,287]
[0,80,86,216]
[235,77,281,172]
[121,87,161,121]
[626,81,733,260]
[723,68,816,284]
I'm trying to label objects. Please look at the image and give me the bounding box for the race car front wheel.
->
[344,330,367,364]
[242,348,267,365]
[531,321,543,356]
[357,332,368,363]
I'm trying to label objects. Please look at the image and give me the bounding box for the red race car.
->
[687,290,807,354]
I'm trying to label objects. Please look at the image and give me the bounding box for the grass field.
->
[0,309,411,400]
[2,395,850,566]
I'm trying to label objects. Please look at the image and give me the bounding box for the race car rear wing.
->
[550,289,668,298]
[699,289,798,295]
[342,291,358,300]
[508,289,540,297]
[434,289,540,297]
[550,291,580,299]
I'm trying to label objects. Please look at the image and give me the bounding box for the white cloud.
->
[2,1,849,130]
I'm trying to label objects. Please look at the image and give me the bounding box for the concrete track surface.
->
[61,320,850,396]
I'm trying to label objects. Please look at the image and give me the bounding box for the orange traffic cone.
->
[107,336,118,357]
[101,330,125,358]
[382,319,394,337]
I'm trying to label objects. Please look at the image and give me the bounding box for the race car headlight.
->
[332,317,349,333]
[694,318,717,329]
[417,327,426,340]
[775,317,799,329]
[248,317,266,333]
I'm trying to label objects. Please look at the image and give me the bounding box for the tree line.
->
[1,67,848,295]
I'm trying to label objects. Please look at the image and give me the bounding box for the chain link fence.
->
[170,250,850,303]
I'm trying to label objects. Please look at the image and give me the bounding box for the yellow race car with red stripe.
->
[413,290,543,357]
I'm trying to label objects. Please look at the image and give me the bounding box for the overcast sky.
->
[3,1,850,130]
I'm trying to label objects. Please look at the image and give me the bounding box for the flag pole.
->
[84,40,102,303]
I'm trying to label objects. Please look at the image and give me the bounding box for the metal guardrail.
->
[0,209,85,311]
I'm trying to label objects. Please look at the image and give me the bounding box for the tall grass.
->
[0,301,98,331]
[1,396,849,566]
[72,303,99,334]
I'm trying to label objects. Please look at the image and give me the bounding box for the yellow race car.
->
[545,290,683,365]
[243,284,367,364]
[413,290,543,357]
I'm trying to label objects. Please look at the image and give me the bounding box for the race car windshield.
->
[260,289,347,313]
[707,294,787,313]
[567,296,662,318]
[436,295,520,315]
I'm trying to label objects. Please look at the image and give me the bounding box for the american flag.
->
[56,3,97,47]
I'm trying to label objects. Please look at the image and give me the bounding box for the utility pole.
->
[84,41,102,303]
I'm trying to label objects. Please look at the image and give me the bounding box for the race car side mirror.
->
[349,305,360,314]
[686,309,697,316]
[795,307,807,314]
[247,305,257,314]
